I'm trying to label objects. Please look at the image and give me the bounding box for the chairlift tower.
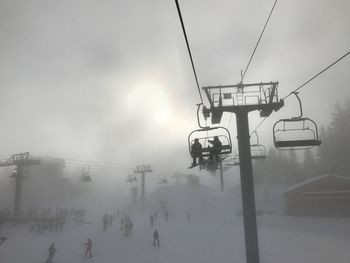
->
[0,153,40,222]
[202,82,284,263]
[134,164,152,208]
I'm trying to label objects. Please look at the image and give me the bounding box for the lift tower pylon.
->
[0,152,40,222]
[202,82,283,263]
[134,165,152,208]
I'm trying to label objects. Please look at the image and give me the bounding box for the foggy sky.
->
[0,0,349,174]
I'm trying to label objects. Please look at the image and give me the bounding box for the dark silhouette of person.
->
[187,213,191,223]
[84,238,93,258]
[164,211,168,222]
[208,136,222,162]
[120,217,124,231]
[103,214,108,232]
[0,237,7,246]
[45,243,56,263]
[150,214,154,227]
[190,138,203,167]
[153,229,160,246]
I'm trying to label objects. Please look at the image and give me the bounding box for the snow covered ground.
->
[1,213,350,263]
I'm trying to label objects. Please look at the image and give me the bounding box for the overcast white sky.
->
[0,0,349,175]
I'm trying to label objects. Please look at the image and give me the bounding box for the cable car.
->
[188,104,232,169]
[250,131,267,159]
[273,92,321,150]
[80,167,92,182]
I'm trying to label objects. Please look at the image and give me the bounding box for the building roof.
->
[282,174,350,196]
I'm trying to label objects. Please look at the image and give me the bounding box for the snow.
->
[1,213,350,263]
[1,184,350,263]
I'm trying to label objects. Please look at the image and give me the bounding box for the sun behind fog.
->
[123,83,171,124]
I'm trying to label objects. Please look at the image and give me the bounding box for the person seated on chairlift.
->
[191,138,203,167]
[208,136,222,162]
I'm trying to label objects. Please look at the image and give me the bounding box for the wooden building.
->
[282,174,350,216]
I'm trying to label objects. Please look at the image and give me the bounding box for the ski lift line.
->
[240,0,278,83]
[174,0,204,104]
[250,117,267,136]
[29,154,137,168]
[65,158,135,166]
[65,164,129,171]
[282,51,350,100]
[65,166,115,171]
[250,51,350,135]
[65,161,134,169]
[65,162,134,170]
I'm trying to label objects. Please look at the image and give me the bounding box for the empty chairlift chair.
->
[250,131,267,160]
[273,92,321,150]
[80,167,92,182]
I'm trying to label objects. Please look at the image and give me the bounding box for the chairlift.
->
[126,173,137,183]
[273,92,321,150]
[80,167,92,182]
[250,131,267,160]
[223,153,240,167]
[233,153,240,166]
[157,176,168,185]
[188,104,232,169]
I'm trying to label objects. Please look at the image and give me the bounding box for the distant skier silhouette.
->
[84,238,93,258]
[0,237,7,246]
[187,213,191,223]
[45,243,56,263]
[103,214,108,232]
[153,229,160,247]
[150,214,154,227]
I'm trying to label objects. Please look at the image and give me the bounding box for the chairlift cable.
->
[175,0,204,104]
[250,117,267,136]
[240,0,278,83]
[226,0,278,131]
[250,51,350,135]
[282,51,350,100]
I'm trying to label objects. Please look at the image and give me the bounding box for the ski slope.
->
[1,213,349,263]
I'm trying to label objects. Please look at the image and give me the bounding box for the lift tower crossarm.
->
[134,165,152,209]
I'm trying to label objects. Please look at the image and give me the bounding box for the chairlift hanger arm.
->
[291,92,303,119]
[251,131,259,145]
[196,103,210,129]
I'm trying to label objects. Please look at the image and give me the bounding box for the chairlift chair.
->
[224,153,240,167]
[80,167,92,182]
[157,176,168,185]
[273,92,321,150]
[233,153,240,166]
[188,104,232,168]
[126,173,137,183]
[250,131,267,160]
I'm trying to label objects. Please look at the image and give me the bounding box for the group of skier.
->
[0,207,86,232]
[120,214,134,236]
[39,207,197,261]
[29,215,66,233]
